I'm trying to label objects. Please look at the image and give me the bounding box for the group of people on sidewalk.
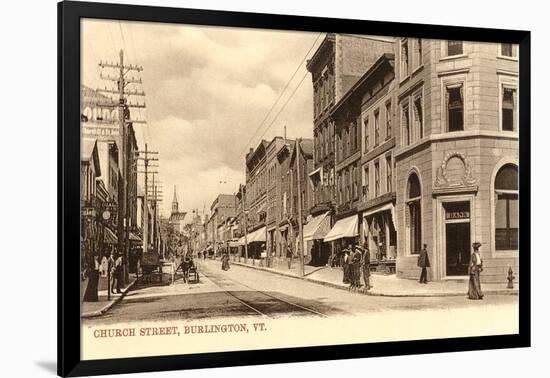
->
[337,241,485,299]
[417,242,485,300]
[83,252,124,302]
[342,243,372,293]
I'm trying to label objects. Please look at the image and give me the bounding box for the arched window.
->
[406,173,422,254]
[495,164,518,250]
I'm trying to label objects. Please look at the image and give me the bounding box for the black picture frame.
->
[58,1,531,376]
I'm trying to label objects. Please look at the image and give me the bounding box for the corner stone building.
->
[394,39,519,283]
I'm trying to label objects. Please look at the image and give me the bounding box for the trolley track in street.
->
[201,266,329,318]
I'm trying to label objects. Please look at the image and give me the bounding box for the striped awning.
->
[103,227,118,244]
[129,232,142,242]
[303,212,331,241]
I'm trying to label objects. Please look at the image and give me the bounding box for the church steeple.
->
[172,185,178,214]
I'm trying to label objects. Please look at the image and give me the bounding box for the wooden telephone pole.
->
[240,184,249,264]
[97,49,145,284]
[296,138,305,277]
[148,177,163,257]
[137,143,158,257]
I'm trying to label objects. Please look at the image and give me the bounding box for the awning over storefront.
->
[303,212,331,242]
[323,215,358,242]
[247,226,267,243]
[362,202,395,221]
[129,232,142,242]
[103,228,118,244]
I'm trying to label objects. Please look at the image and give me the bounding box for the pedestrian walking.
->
[100,254,108,278]
[112,254,123,294]
[286,243,293,270]
[170,255,177,284]
[361,243,372,292]
[107,252,115,290]
[221,251,230,271]
[468,242,484,300]
[417,243,430,284]
[350,245,362,291]
[83,255,100,302]
[342,245,351,284]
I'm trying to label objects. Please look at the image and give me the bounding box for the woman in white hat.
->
[468,242,484,300]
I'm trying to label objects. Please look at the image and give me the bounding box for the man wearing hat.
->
[111,253,123,294]
[468,242,484,300]
[350,245,363,290]
[417,243,430,284]
[361,242,372,292]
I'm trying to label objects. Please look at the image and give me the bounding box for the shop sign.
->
[82,207,96,218]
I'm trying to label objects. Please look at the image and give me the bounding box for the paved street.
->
[83,259,518,325]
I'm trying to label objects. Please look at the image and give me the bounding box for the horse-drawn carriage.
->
[140,252,163,283]
[175,257,199,284]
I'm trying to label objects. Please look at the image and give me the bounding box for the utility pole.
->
[148,177,163,258]
[137,143,159,258]
[240,184,248,264]
[296,138,305,277]
[97,49,145,284]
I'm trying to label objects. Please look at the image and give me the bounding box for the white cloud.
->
[81,19,318,217]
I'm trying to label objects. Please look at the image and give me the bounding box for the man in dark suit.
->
[361,243,372,291]
[417,244,430,284]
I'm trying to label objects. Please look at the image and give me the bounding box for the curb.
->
[82,278,137,318]
[231,262,519,298]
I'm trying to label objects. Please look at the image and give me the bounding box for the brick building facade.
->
[306,33,395,259]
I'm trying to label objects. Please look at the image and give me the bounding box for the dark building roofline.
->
[331,53,395,118]
[306,33,336,73]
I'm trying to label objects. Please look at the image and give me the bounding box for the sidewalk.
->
[81,277,137,318]
[232,260,519,297]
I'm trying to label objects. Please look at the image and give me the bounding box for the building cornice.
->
[362,137,396,165]
[335,150,361,172]
[395,130,519,160]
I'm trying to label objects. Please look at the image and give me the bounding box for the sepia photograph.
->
[74,5,524,369]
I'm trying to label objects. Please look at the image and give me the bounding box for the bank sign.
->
[446,211,470,220]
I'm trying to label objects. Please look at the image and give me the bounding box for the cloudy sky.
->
[82,19,322,220]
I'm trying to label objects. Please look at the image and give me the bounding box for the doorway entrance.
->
[444,201,471,276]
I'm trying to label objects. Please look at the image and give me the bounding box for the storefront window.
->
[495,164,519,250]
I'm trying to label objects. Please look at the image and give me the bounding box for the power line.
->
[126,21,148,145]
[238,32,323,156]
[256,71,309,143]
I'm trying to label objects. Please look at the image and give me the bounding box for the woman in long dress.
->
[221,252,230,271]
[468,242,484,300]
[350,246,362,290]
[342,248,350,284]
